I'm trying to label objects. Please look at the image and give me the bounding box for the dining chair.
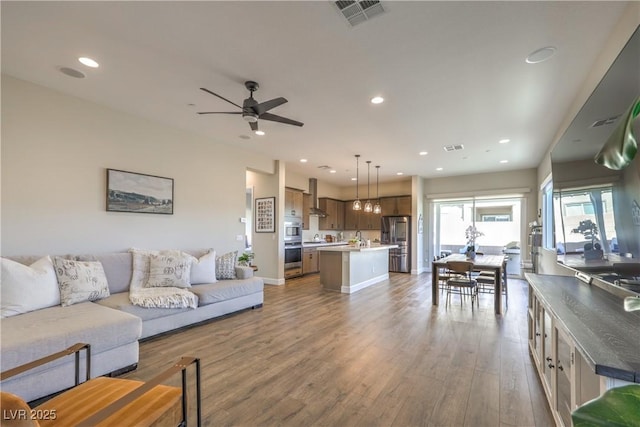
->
[475,257,508,306]
[445,261,478,308]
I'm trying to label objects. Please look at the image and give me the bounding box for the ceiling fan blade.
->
[259,112,304,127]
[197,111,242,115]
[250,121,259,131]
[200,88,243,109]
[254,97,288,116]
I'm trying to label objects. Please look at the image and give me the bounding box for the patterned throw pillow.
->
[216,251,238,280]
[128,248,183,292]
[145,253,193,288]
[52,257,110,307]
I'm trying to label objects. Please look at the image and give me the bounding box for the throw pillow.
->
[128,248,183,292]
[0,256,60,318]
[145,253,193,288]
[216,251,238,280]
[190,250,217,284]
[53,257,110,307]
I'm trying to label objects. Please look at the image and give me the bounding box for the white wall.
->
[1,75,275,256]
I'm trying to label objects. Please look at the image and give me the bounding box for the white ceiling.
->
[1,1,630,186]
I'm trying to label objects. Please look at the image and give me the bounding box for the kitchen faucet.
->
[355,230,362,242]
[313,233,320,242]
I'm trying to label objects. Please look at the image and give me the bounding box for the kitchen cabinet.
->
[527,274,639,427]
[359,211,381,230]
[302,193,311,230]
[343,201,360,230]
[285,188,303,217]
[303,247,319,274]
[318,198,344,230]
[380,196,411,216]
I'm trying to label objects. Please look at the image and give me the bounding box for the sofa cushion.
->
[190,250,217,285]
[53,258,110,307]
[191,277,263,307]
[146,253,193,288]
[94,292,193,321]
[216,251,238,280]
[76,252,133,294]
[0,302,141,373]
[1,256,61,318]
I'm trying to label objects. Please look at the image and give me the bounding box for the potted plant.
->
[464,225,484,259]
[572,384,640,426]
[237,252,254,267]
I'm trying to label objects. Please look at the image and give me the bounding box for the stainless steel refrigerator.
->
[381,216,411,273]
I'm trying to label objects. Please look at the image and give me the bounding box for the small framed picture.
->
[255,197,275,233]
[106,169,173,214]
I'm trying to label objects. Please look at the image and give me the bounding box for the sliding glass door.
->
[433,196,522,257]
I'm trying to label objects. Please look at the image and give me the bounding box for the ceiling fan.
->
[198,81,304,131]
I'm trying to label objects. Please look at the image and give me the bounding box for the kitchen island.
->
[318,244,398,293]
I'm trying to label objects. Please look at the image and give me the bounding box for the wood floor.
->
[122,273,555,427]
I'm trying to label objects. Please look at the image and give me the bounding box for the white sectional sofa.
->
[0,249,263,402]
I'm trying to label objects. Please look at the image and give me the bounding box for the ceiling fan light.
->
[243,114,258,123]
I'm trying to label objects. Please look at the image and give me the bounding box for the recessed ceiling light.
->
[499,138,510,144]
[419,151,428,156]
[396,172,404,176]
[300,159,308,163]
[351,177,357,181]
[500,160,509,164]
[526,46,557,64]
[329,170,337,174]
[78,57,99,68]
[255,130,265,136]
[371,96,384,104]
[436,167,443,171]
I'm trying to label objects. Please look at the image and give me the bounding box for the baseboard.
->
[263,277,285,285]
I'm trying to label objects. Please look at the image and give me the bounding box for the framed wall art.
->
[106,169,174,214]
[255,197,275,233]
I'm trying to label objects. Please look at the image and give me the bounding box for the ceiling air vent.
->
[335,0,385,27]
[590,115,621,128]
[443,144,465,152]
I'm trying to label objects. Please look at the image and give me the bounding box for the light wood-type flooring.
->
[122,273,554,426]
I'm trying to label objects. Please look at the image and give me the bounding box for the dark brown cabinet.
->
[285,188,304,217]
[380,196,411,216]
[318,198,344,230]
[302,193,311,230]
[343,201,380,230]
[343,201,360,230]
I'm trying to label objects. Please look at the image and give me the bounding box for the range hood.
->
[308,178,327,217]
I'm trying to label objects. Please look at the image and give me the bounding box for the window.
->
[542,180,554,250]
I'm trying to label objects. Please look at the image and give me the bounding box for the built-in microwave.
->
[284,219,302,242]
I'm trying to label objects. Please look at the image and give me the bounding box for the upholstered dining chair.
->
[445,260,478,308]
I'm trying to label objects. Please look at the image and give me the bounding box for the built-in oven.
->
[284,242,303,278]
[284,219,302,243]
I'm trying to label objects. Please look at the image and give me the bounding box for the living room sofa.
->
[0,249,263,402]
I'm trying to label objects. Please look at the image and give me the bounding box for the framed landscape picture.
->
[255,197,275,233]
[106,169,174,214]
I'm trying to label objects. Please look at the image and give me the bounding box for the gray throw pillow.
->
[216,251,238,280]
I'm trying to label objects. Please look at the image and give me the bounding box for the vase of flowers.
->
[465,225,484,259]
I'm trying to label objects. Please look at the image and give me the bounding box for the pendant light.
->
[353,155,362,210]
[364,161,373,212]
[373,165,382,214]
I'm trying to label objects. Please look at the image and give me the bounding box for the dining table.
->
[432,253,507,314]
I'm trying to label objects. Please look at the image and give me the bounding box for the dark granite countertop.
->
[526,273,640,383]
